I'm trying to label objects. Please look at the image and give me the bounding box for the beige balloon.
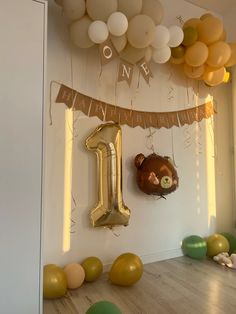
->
[197,16,223,45]
[170,56,185,65]
[110,34,127,53]
[127,15,155,49]
[203,66,226,87]
[225,43,236,67]
[118,0,142,20]
[70,16,94,48]
[63,0,86,21]
[183,18,201,30]
[185,41,208,67]
[64,263,85,289]
[207,41,231,68]
[141,0,164,25]
[184,64,205,79]
[86,0,117,22]
[145,46,153,62]
[120,44,146,64]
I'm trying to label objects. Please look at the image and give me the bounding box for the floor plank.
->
[43,256,236,314]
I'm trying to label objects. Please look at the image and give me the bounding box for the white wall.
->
[43,0,234,266]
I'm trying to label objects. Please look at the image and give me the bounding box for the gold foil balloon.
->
[82,257,103,282]
[70,16,94,49]
[207,41,231,68]
[64,263,85,289]
[63,0,86,21]
[185,41,208,67]
[43,264,67,299]
[118,0,142,20]
[207,234,230,257]
[225,43,236,67]
[183,18,201,30]
[203,66,226,87]
[197,16,223,45]
[86,0,117,22]
[182,27,198,46]
[184,64,205,79]
[85,123,131,228]
[141,0,164,25]
[127,15,155,49]
[109,253,143,286]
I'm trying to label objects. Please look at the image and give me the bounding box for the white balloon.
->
[152,45,171,64]
[151,25,170,49]
[107,12,128,37]
[88,20,109,44]
[168,26,184,48]
[63,0,86,21]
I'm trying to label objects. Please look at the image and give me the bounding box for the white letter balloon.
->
[151,25,170,49]
[168,26,184,47]
[107,12,128,37]
[88,20,109,44]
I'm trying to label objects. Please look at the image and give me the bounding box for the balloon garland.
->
[55,0,236,87]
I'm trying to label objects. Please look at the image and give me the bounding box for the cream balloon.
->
[225,43,236,67]
[152,45,171,64]
[168,26,184,48]
[197,16,223,45]
[70,16,94,48]
[63,0,85,21]
[107,12,128,37]
[203,66,226,87]
[86,0,118,22]
[151,25,170,49]
[141,0,164,25]
[145,46,153,62]
[120,44,146,64]
[185,41,208,67]
[127,15,155,49]
[88,21,109,44]
[110,34,127,53]
[64,263,85,290]
[207,41,231,68]
[183,18,201,30]
[118,0,142,20]
[184,64,205,79]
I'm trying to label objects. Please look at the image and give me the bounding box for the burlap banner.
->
[55,84,216,129]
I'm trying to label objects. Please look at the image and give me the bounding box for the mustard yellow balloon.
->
[70,16,94,49]
[118,0,142,20]
[183,18,201,30]
[207,41,231,68]
[184,64,205,79]
[64,263,85,289]
[170,56,185,65]
[141,0,164,25]
[219,29,227,41]
[207,234,229,257]
[197,16,223,45]
[225,43,236,67]
[200,13,213,21]
[86,0,117,22]
[203,66,226,87]
[81,257,103,282]
[109,253,143,286]
[127,15,155,49]
[171,45,185,59]
[110,34,127,53]
[185,41,208,67]
[43,264,67,299]
[182,27,198,47]
[120,44,146,64]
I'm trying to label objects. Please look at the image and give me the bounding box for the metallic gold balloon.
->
[85,123,131,228]
[207,234,229,257]
[43,264,67,299]
[82,256,103,282]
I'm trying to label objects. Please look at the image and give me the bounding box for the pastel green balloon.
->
[182,27,198,46]
[182,235,207,259]
[86,301,122,314]
[171,45,185,59]
[82,257,103,282]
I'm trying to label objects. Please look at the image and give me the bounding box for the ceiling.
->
[184,0,236,14]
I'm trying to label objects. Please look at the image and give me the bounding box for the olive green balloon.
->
[43,264,67,299]
[81,257,103,282]
[86,301,122,314]
[220,232,236,255]
[207,234,229,257]
[171,45,185,59]
[182,27,198,46]
[182,235,207,260]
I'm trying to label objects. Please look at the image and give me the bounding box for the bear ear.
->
[134,153,145,168]
[164,156,175,167]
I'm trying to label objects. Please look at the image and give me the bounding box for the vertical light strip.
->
[63,108,73,252]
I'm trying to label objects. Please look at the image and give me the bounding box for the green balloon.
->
[86,301,122,314]
[182,27,198,46]
[221,232,236,254]
[171,45,185,58]
[82,256,103,282]
[182,235,207,259]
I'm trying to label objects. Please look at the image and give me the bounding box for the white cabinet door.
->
[0,1,47,313]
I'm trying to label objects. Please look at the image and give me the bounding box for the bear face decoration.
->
[134,153,179,197]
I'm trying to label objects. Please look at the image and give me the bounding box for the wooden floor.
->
[43,256,236,314]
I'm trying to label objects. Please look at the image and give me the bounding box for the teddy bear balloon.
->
[134,153,179,197]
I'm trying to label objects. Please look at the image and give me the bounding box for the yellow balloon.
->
[86,0,117,22]
[118,0,142,20]
[109,253,143,286]
[200,13,213,21]
[82,257,103,282]
[207,234,229,257]
[203,66,226,87]
[185,41,208,67]
[110,34,127,53]
[207,41,231,68]
[197,16,223,45]
[183,18,201,30]
[219,29,227,41]
[43,265,67,299]
[225,43,236,67]
[70,16,94,49]
[141,0,164,25]
[184,64,205,79]
[64,263,85,289]
[120,44,146,64]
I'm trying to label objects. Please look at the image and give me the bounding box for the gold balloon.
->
[219,29,227,41]
[43,264,67,299]
[118,0,142,20]
[170,56,185,65]
[200,13,213,21]
[197,16,223,45]
[184,64,205,79]
[185,41,208,67]
[207,41,231,68]
[110,34,127,53]
[70,16,94,49]
[85,123,131,228]
[171,45,185,59]
[203,66,226,87]
[183,18,201,30]
[109,253,143,286]
[86,0,117,22]
[141,0,164,25]
[225,43,236,67]
[207,234,229,257]
[64,263,85,289]
[120,44,146,64]
[182,27,198,46]
[82,257,103,282]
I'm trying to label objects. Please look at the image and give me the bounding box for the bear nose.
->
[165,177,169,182]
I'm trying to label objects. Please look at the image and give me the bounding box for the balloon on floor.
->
[182,235,207,259]
[207,234,229,257]
[86,300,122,314]
[43,264,67,299]
[82,256,103,282]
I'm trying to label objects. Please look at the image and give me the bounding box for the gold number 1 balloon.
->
[85,123,131,228]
